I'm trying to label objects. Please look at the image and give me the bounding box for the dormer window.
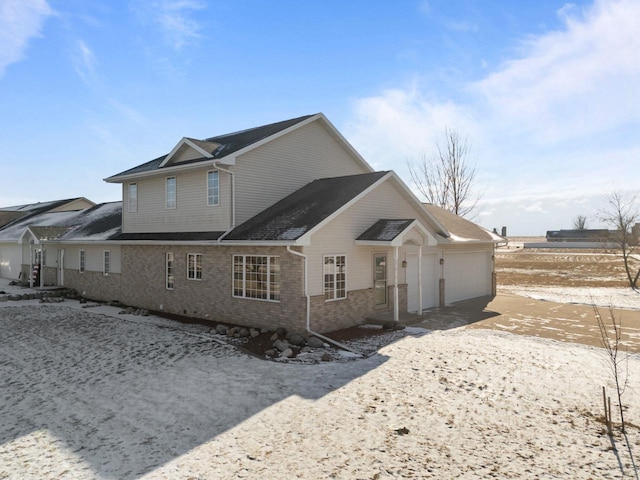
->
[207,171,219,206]
[166,177,176,209]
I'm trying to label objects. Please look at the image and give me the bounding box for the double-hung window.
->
[103,250,111,276]
[233,255,280,301]
[166,252,175,289]
[128,183,137,212]
[187,253,202,280]
[207,171,219,206]
[324,255,346,300]
[166,177,176,209]
[79,250,85,273]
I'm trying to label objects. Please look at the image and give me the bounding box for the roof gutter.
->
[215,165,236,244]
[286,246,363,357]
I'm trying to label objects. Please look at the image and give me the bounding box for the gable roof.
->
[224,171,389,243]
[422,204,500,243]
[356,219,415,242]
[105,114,317,180]
[0,198,95,230]
[104,113,373,182]
[1,202,122,244]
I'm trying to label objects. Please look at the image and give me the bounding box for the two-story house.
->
[0,113,499,334]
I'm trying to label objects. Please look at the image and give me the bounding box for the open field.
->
[495,248,640,288]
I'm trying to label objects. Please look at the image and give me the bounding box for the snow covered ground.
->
[499,285,640,311]
[1,281,640,478]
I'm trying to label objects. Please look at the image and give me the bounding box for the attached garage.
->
[444,250,493,304]
[406,252,439,312]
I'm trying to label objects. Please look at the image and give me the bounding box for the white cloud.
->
[73,39,96,83]
[473,0,640,144]
[345,0,640,234]
[137,0,206,51]
[0,0,53,77]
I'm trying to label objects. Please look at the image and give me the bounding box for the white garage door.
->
[444,251,491,304]
[0,245,23,280]
[406,253,439,312]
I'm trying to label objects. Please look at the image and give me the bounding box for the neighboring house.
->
[0,198,96,281]
[0,114,500,334]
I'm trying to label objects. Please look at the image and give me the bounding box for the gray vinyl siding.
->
[64,245,122,273]
[123,167,230,233]
[233,121,371,225]
[304,180,438,296]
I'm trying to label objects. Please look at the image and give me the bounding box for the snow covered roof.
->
[356,220,415,242]
[422,204,501,243]
[0,202,122,243]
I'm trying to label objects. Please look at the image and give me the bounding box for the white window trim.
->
[166,176,177,210]
[232,254,281,303]
[79,249,85,274]
[166,252,175,290]
[128,183,138,212]
[187,253,202,281]
[323,254,347,302]
[103,250,111,276]
[207,170,220,206]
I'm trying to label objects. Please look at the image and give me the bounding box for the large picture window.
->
[207,171,219,206]
[166,176,176,209]
[233,255,280,302]
[324,255,346,300]
[187,253,202,280]
[166,252,175,289]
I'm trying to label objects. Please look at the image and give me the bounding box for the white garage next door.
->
[444,251,491,304]
[0,245,23,280]
[406,253,438,312]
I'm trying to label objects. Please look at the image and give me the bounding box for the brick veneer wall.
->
[309,283,408,334]
[64,269,122,302]
[119,245,308,333]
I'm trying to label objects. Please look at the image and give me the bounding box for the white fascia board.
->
[18,227,38,245]
[387,171,451,238]
[104,159,225,183]
[218,239,299,247]
[159,137,213,168]
[295,172,392,245]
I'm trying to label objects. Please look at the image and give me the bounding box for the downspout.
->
[286,246,363,357]
[216,165,236,244]
[393,246,399,321]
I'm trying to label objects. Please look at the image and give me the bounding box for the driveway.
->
[414,294,640,353]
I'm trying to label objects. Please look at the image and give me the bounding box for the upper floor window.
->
[207,171,219,206]
[187,253,202,280]
[166,177,176,209]
[324,255,346,301]
[103,250,111,276]
[79,250,85,273]
[128,183,138,212]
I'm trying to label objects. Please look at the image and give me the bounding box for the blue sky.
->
[1,0,638,235]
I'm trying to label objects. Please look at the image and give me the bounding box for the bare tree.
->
[600,191,640,290]
[573,214,588,230]
[408,127,480,218]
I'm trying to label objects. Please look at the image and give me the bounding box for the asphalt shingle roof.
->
[225,171,389,241]
[356,219,415,242]
[422,204,497,242]
[110,114,316,178]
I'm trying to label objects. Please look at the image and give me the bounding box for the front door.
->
[374,254,387,307]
